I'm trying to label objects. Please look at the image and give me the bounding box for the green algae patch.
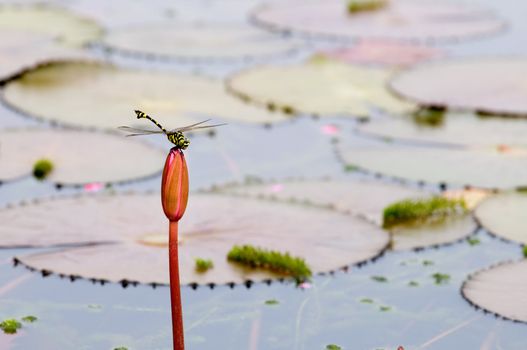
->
[383,196,466,229]
[195,258,214,273]
[411,107,445,128]
[227,245,312,283]
[32,158,54,180]
[0,318,22,334]
[348,0,387,13]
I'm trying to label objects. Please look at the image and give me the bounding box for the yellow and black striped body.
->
[135,110,190,150]
[168,132,190,150]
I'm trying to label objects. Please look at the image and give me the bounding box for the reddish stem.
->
[169,220,184,350]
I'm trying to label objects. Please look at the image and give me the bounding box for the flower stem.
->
[169,220,184,350]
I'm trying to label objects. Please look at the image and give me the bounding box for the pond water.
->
[1,0,527,349]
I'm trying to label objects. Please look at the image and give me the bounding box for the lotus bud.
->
[161,147,189,222]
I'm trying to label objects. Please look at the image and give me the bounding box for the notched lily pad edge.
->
[332,138,524,192]
[7,190,389,289]
[461,258,527,324]
[97,31,302,63]
[387,56,527,119]
[0,127,165,188]
[249,3,508,45]
[473,193,527,246]
[2,59,292,129]
[205,175,481,251]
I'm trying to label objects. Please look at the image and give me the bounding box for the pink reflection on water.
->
[298,282,312,289]
[84,182,104,192]
[269,184,284,193]
[321,124,339,135]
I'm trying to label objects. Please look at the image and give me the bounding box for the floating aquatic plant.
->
[265,299,279,305]
[227,245,312,283]
[382,196,466,228]
[371,275,388,283]
[347,0,387,13]
[408,281,419,287]
[523,246,527,257]
[32,158,54,180]
[379,305,391,312]
[21,315,37,323]
[411,107,445,127]
[467,237,481,246]
[0,318,22,334]
[326,345,342,350]
[195,258,214,273]
[431,273,450,285]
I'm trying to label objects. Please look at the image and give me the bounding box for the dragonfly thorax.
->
[168,132,190,150]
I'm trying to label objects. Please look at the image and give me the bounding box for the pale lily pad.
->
[227,61,415,118]
[218,179,478,250]
[475,192,527,245]
[253,0,505,43]
[0,5,103,46]
[462,260,527,323]
[102,23,304,61]
[357,113,527,148]
[218,178,426,225]
[3,61,286,129]
[0,31,88,82]
[319,40,444,67]
[9,193,389,285]
[337,140,527,189]
[390,58,527,117]
[0,129,164,185]
[390,215,477,250]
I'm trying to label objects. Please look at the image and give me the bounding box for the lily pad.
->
[462,260,527,323]
[390,58,527,117]
[337,140,527,189]
[390,215,477,251]
[102,22,304,61]
[253,0,505,43]
[218,179,478,250]
[0,31,87,82]
[9,193,389,285]
[319,40,444,67]
[218,178,426,225]
[226,61,414,118]
[357,113,527,148]
[3,61,285,129]
[0,129,164,185]
[475,192,527,245]
[0,5,103,46]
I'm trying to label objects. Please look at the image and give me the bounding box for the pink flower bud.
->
[161,148,189,222]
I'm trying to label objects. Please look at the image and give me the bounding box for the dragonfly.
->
[118,110,226,150]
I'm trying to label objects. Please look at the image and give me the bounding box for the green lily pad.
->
[10,193,389,285]
[390,58,527,117]
[0,128,164,185]
[462,260,527,323]
[3,61,285,130]
[102,23,304,61]
[253,0,505,42]
[0,5,103,46]
[226,60,415,118]
[475,192,527,245]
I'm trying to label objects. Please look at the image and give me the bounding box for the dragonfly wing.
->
[168,119,211,133]
[117,126,165,136]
